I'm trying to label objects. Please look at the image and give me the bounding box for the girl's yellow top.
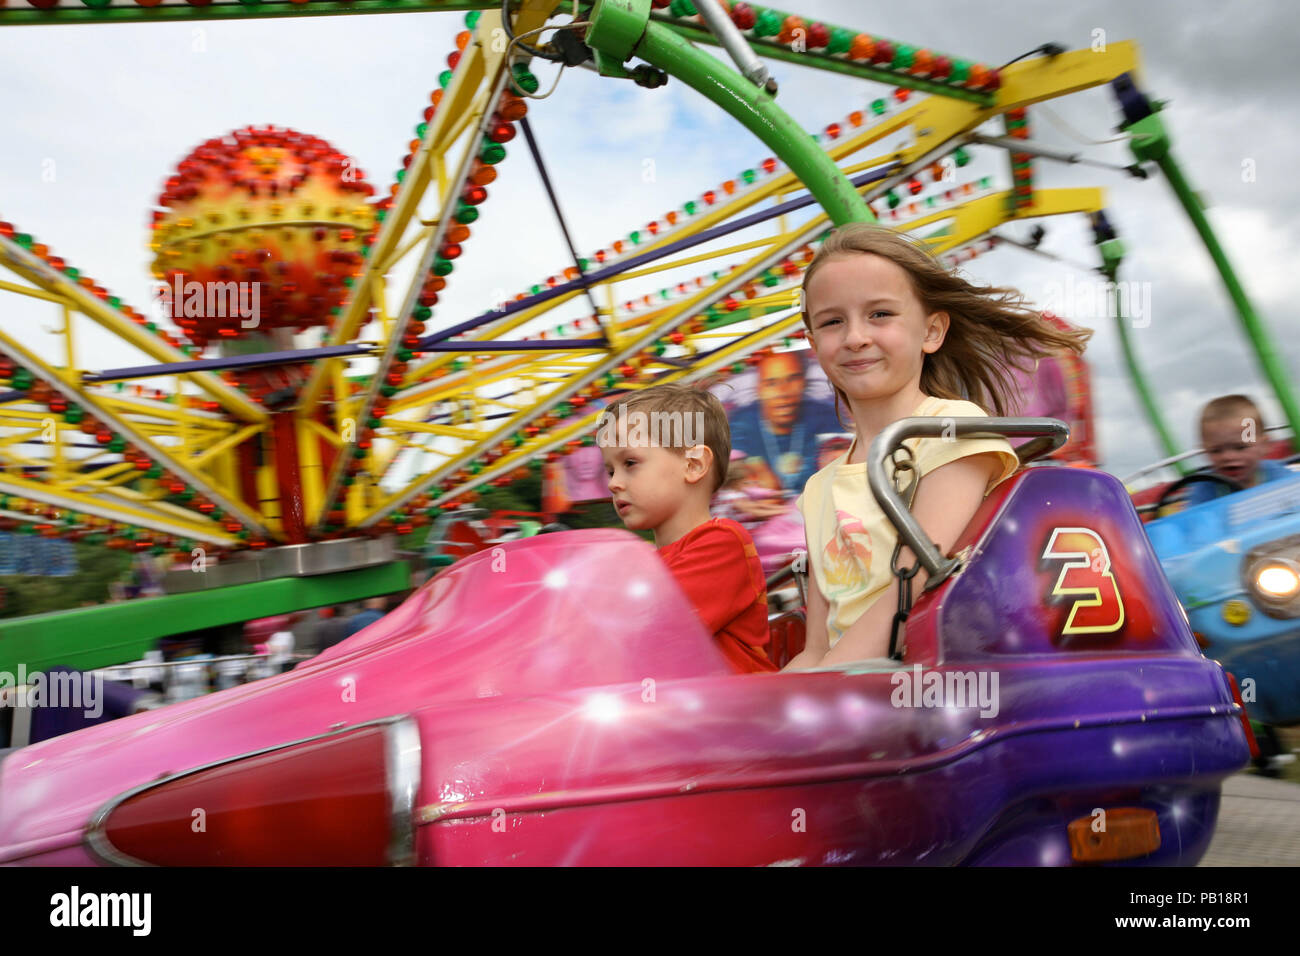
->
[796,396,1019,648]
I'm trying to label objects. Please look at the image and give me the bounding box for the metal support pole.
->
[1125,108,1300,440]
[967,132,1143,176]
[1096,231,1187,474]
[692,0,775,93]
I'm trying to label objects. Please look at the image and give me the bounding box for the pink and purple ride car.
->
[0,420,1251,865]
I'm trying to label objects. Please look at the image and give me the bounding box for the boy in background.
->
[1185,395,1292,506]
[599,384,777,674]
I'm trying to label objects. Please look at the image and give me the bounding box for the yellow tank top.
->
[795,396,1019,647]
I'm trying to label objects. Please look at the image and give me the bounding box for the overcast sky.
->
[1,0,1296,482]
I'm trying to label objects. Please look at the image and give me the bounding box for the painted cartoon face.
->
[757,351,805,433]
[805,253,946,406]
[1202,415,1269,487]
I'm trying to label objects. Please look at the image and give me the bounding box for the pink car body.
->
[1,531,743,865]
[0,466,1252,865]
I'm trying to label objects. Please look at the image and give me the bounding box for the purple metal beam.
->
[82,339,610,384]
[422,338,606,352]
[82,344,370,384]
[73,166,895,384]
[416,163,898,348]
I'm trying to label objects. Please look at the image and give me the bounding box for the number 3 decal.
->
[1042,528,1126,635]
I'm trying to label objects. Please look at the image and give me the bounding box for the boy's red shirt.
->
[658,517,778,674]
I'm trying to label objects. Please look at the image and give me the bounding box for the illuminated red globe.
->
[150,125,376,348]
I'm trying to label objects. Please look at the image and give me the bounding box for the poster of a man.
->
[714,349,846,497]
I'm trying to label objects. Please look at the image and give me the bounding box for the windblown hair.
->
[800,223,1092,417]
[602,383,731,492]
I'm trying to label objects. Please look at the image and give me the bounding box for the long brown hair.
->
[800,223,1091,417]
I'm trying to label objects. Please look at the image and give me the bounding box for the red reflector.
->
[87,718,419,866]
[1224,671,1260,760]
[1067,807,1160,862]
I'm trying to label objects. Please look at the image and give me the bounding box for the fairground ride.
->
[0,0,1292,672]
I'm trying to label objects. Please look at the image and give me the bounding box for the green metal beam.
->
[0,561,411,674]
[1127,111,1300,442]
[597,11,873,227]
[1098,238,1186,473]
[0,0,1000,119]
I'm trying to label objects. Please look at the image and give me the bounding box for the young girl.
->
[784,224,1090,669]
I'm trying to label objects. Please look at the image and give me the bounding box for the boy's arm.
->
[817,452,1000,666]
[667,525,764,637]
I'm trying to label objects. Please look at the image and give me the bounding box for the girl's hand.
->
[783,554,830,670]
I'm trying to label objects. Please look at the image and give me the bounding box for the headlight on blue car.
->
[1257,563,1300,599]
[1244,537,1300,617]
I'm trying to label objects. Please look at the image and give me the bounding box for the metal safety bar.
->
[765,560,807,609]
[867,417,1070,585]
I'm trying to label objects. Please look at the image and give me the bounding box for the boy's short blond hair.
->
[601,383,731,492]
[1200,394,1264,433]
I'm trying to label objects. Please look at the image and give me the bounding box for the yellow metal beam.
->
[185,422,265,469]
[0,236,268,423]
[296,416,325,526]
[0,472,236,545]
[904,187,1106,254]
[97,395,238,430]
[0,277,68,304]
[299,1,555,413]
[54,460,137,492]
[0,327,266,532]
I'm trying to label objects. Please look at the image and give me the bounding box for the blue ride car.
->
[1144,466,1300,728]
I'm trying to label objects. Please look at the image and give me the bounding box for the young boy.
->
[598,383,777,674]
[1185,395,1293,506]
